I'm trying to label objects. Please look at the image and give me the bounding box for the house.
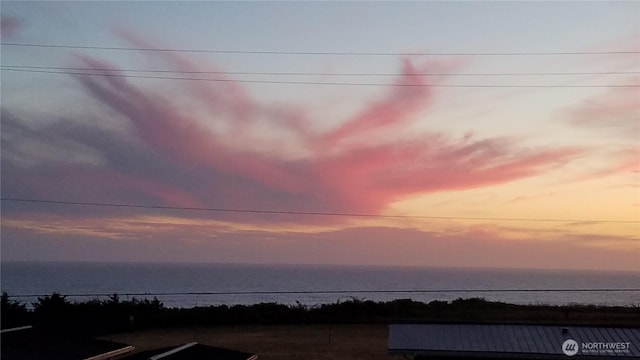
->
[1,325,134,360]
[388,322,640,360]
[2,325,257,360]
[123,342,258,360]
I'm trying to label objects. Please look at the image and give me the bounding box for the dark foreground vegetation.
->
[2,292,638,336]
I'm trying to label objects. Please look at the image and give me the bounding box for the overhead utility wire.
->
[3,65,637,77]
[2,42,638,56]
[2,68,636,88]
[3,198,639,224]
[9,288,640,298]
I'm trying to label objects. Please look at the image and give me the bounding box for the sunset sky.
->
[1,1,638,271]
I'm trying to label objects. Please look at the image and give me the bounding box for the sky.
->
[1,1,638,271]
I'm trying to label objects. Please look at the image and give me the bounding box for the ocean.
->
[1,262,638,308]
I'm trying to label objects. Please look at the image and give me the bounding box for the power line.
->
[3,65,638,77]
[3,68,637,88]
[7,288,640,299]
[2,42,638,56]
[3,198,639,224]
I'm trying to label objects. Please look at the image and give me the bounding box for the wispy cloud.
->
[565,79,640,179]
[1,29,581,223]
[0,16,21,40]
[2,217,637,270]
[569,83,639,136]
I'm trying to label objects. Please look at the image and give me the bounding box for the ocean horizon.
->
[1,261,638,308]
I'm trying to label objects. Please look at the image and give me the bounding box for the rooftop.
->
[388,323,640,359]
[1,326,134,360]
[123,342,257,360]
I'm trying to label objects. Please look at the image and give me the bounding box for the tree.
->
[1,292,29,329]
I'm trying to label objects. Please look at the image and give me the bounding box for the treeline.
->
[2,293,639,336]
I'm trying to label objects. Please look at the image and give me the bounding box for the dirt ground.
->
[103,324,403,360]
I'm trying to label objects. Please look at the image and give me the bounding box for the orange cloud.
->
[2,216,637,271]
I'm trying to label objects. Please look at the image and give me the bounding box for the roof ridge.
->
[148,342,198,360]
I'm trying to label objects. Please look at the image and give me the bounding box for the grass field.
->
[103,324,397,360]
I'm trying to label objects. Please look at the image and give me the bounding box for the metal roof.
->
[388,323,640,359]
[1,326,134,360]
[123,343,258,360]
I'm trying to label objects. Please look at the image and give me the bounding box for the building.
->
[123,342,258,360]
[1,325,134,360]
[388,322,640,360]
[1,326,258,360]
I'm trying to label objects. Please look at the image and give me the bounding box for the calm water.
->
[1,262,638,308]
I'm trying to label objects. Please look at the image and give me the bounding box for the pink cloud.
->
[322,57,432,147]
[2,29,581,222]
[1,16,20,39]
[570,83,639,132]
[566,77,639,179]
[581,147,640,180]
